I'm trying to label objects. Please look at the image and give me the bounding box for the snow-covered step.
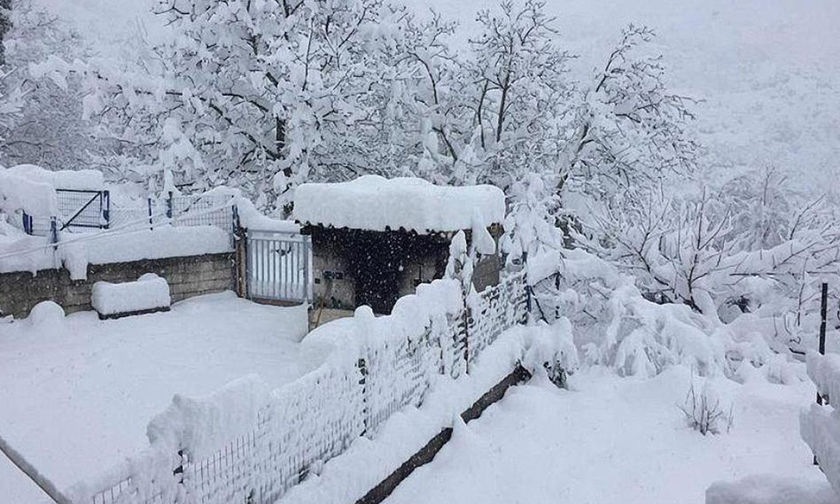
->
[91,273,171,320]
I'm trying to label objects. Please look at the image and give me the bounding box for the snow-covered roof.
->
[293,175,505,233]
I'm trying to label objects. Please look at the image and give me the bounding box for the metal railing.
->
[245,230,313,304]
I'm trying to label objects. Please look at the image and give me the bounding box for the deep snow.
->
[383,366,829,504]
[0,293,325,503]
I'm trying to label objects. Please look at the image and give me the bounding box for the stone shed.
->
[293,175,506,315]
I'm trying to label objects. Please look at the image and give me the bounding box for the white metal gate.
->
[246,230,313,304]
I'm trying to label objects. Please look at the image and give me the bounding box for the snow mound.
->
[706,475,837,504]
[0,166,58,217]
[26,300,65,330]
[6,164,104,191]
[293,175,505,233]
[91,273,171,316]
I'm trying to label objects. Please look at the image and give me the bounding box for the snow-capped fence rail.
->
[73,272,529,504]
[21,192,236,242]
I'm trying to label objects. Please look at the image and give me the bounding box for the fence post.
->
[357,357,368,435]
[235,224,248,298]
[818,282,828,406]
[166,191,173,220]
[815,282,829,466]
[147,197,154,230]
[461,289,471,376]
[49,217,58,250]
[303,238,312,303]
[103,190,111,229]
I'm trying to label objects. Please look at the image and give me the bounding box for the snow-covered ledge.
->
[293,175,505,234]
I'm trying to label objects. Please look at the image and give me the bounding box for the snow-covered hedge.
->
[91,274,171,318]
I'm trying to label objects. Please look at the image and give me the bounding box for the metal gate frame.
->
[245,229,313,304]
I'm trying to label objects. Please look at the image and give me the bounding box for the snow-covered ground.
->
[385,366,829,504]
[0,293,325,503]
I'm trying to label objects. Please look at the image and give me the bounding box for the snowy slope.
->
[384,367,827,504]
[410,0,840,194]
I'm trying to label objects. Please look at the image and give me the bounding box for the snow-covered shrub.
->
[678,380,734,436]
[522,318,579,388]
[528,248,804,380]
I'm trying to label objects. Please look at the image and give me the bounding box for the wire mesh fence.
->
[22,190,110,236]
[20,192,236,241]
[79,272,529,504]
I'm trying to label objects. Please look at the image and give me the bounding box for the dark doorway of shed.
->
[350,232,402,314]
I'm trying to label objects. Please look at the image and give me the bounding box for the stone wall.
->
[0,252,235,319]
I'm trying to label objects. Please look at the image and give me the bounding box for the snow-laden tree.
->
[0,0,103,169]
[419,0,575,191]
[73,0,461,210]
[465,0,574,189]
[560,25,699,202]
[501,172,565,261]
[0,0,24,141]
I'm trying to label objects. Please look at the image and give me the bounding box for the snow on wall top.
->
[293,175,505,233]
[6,164,105,191]
[0,167,58,217]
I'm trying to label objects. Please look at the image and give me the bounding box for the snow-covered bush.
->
[528,248,802,380]
[678,380,734,436]
[522,318,579,388]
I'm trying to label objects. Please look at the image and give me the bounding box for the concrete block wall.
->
[0,252,235,319]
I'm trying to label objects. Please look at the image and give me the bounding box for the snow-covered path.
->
[385,367,828,504]
[0,293,328,503]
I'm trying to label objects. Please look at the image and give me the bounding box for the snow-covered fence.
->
[108,193,235,235]
[74,273,529,504]
[467,270,529,365]
[22,189,111,235]
[802,352,840,495]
